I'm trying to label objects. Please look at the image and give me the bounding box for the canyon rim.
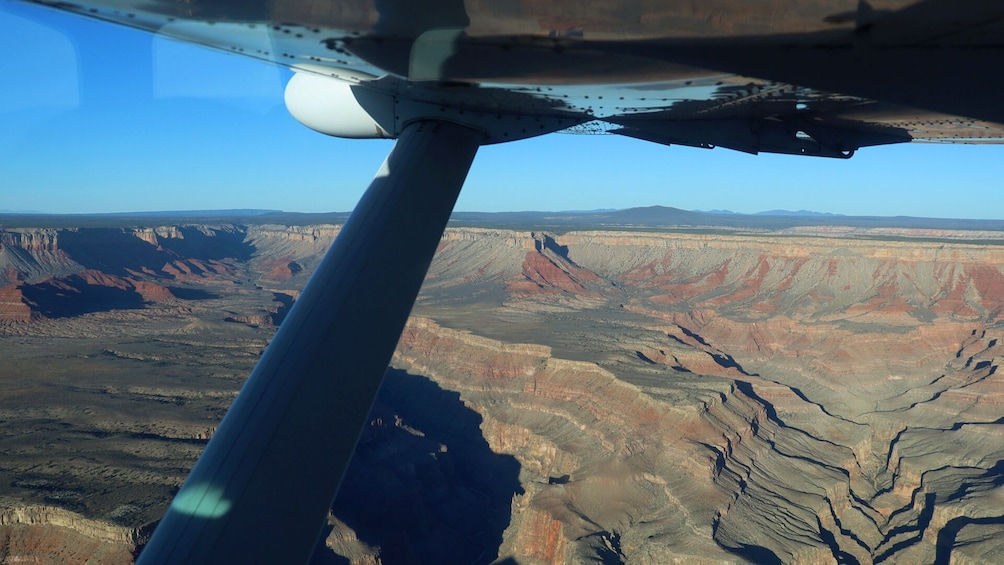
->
[0,214,1002,564]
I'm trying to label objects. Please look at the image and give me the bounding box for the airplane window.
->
[2,2,1004,564]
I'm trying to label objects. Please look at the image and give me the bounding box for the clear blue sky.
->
[2,1,1002,218]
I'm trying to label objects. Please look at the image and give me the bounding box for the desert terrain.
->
[0,211,1002,564]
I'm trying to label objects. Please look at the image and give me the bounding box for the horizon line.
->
[1,206,1001,223]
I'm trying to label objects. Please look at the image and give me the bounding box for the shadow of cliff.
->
[321,369,522,564]
[270,292,295,325]
[58,227,254,277]
[164,287,219,300]
[935,513,1004,565]
[59,229,169,277]
[934,460,1004,565]
[20,276,146,318]
[158,226,254,263]
[874,493,937,564]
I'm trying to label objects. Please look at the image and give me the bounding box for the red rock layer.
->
[0,524,136,565]
[0,285,33,323]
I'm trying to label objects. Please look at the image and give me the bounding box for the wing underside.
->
[19,0,1004,157]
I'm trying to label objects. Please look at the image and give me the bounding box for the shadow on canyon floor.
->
[20,276,147,318]
[321,369,523,564]
[164,286,220,300]
[58,227,254,276]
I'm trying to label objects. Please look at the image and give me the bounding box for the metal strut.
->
[138,120,484,564]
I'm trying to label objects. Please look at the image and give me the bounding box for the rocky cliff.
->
[404,228,1004,564]
[1,223,1002,563]
[0,503,150,564]
[0,224,338,324]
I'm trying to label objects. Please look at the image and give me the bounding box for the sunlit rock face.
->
[0,226,250,323]
[0,223,1002,564]
[0,506,147,563]
[0,224,325,324]
[391,228,1004,564]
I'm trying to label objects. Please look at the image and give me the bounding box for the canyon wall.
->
[408,228,1004,563]
[1,224,1002,563]
[0,224,338,324]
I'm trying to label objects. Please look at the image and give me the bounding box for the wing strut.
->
[138,120,484,564]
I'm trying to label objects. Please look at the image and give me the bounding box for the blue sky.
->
[2,1,1002,218]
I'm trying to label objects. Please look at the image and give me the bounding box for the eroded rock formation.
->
[1,223,1002,564]
[0,504,149,564]
[401,228,1004,564]
[0,224,334,323]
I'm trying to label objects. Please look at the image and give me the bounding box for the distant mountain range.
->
[756,209,845,217]
[2,206,1001,233]
[699,209,845,217]
[100,209,283,217]
[449,206,1004,233]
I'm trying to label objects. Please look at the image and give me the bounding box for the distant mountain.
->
[102,209,282,217]
[5,207,1003,234]
[0,210,341,229]
[554,208,619,214]
[601,205,713,224]
[453,206,1004,233]
[755,209,844,217]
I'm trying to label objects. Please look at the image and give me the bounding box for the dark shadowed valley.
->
[0,211,1002,564]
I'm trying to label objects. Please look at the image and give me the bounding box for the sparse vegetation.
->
[1,214,1003,563]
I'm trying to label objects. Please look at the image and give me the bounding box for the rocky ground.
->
[0,221,1002,563]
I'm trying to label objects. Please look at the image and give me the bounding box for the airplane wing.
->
[19,0,1004,155]
[10,1,1004,563]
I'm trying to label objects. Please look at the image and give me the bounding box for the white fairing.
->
[284,72,392,139]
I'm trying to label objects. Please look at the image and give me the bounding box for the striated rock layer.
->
[0,224,339,323]
[391,317,740,563]
[401,228,1004,564]
[1,224,1003,564]
[0,504,148,564]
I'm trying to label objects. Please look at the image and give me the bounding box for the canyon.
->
[0,216,1002,563]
